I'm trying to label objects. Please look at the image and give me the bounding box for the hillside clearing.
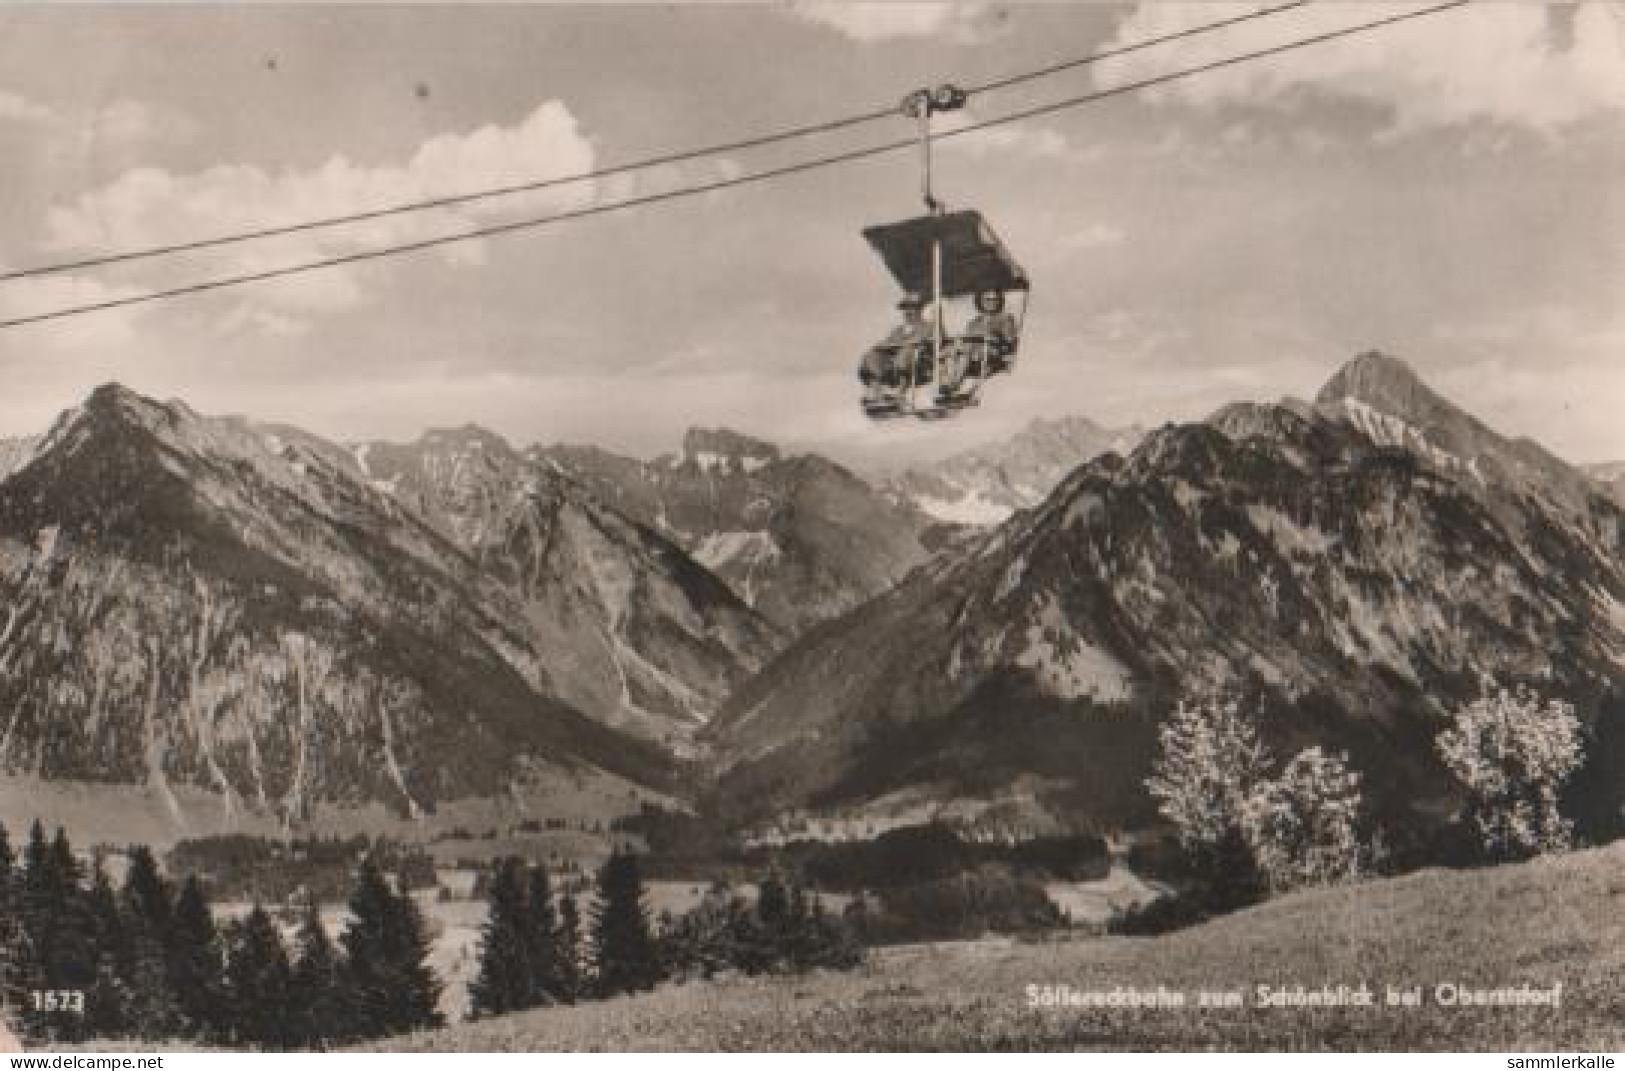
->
[378,843,1625,1051]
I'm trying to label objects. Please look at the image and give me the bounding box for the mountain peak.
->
[417,423,516,457]
[1315,351,1441,413]
[84,380,144,407]
[81,381,174,423]
[34,382,179,459]
[681,427,780,471]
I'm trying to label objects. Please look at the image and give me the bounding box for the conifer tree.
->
[120,847,174,942]
[0,822,24,1019]
[468,858,532,1018]
[116,845,180,1039]
[555,893,583,1004]
[387,879,443,1033]
[12,822,51,1038]
[589,850,661,997]
[338,858,443,1038]
[337,859,394,1037]
[18,827,96,1041]
[783,882,814,970]
[524,863,565,1006]
[224,906,294,1050]
[289,901,344,1049]
[84,859,129,1039]
[756,871,796,968]
[169,877,227,1041]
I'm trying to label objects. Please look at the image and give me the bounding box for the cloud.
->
[938,109,1076,159]
[40,101,597,321]
[0,89,54,125]
[788,2,991,44]
[1093,2,1625,134]
[1060,223,1126,251]
[0,272,146,350]
[3,90,193,155]
[83,100,196,148]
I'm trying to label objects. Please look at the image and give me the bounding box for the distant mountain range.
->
[0,388,761,831]
[882,415,1144,526]
[532,428,934,636]
[705,354,1625,850]
[3,355,1620,855]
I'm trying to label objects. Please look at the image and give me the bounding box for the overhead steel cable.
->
[0,0,1471,332]
[965,0,1311,95]
[0,1,1311,285]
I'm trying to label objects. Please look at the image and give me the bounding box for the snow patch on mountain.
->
[1338,397,1469,476]
[913,489,1013,526]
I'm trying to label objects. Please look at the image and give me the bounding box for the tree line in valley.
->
[0,820,863,1049]
[0,821,440,1049]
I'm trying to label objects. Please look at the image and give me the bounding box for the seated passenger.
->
[964,290,1019,374]
[859,292,932,404]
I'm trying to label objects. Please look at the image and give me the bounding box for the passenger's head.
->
[975,290,1006,314]
[897,292,925,321]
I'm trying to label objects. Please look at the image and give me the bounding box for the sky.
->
[0,2,1621,467]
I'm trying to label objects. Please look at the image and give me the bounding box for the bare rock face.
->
[884,415,1145,527]
[536,431,934,636]
[352,423,781,750]
[1313,350,1605,526]
[1584,461,1625,509]
[0,435,37,481]
[707,356,1625,849]
[0,385,777,830]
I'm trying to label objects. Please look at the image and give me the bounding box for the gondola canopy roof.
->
[862,210,1029,299]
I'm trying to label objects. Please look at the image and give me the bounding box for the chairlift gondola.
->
[858,84,1032,420]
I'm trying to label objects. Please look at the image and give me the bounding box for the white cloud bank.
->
[39,101,598,320]
[0,89,54,125]
[1094,2,1625,133]
[788,2,989,44]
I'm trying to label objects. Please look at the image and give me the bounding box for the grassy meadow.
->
[374,842,1625,1052]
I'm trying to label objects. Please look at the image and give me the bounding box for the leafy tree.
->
[656,888,740,981]
[1145,697,1270,908]
[1436,682,1584,860]
[289,902,344,1049]
[223,906,294,1050]
[589,850,662,997]
[660,878,861,979]
[1147,697,1272,854]
[468,858,532,1018]
[1241,747,1367,892]
[169,877,227,1041]
[799,896,863,970]
[338,859,443,1038]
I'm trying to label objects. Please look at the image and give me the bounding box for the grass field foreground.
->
[379,842,1625,1051]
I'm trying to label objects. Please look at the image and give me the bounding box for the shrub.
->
[1241,747,1366,893]
[1146,697,1272,854]
[1436,682,1583,861]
